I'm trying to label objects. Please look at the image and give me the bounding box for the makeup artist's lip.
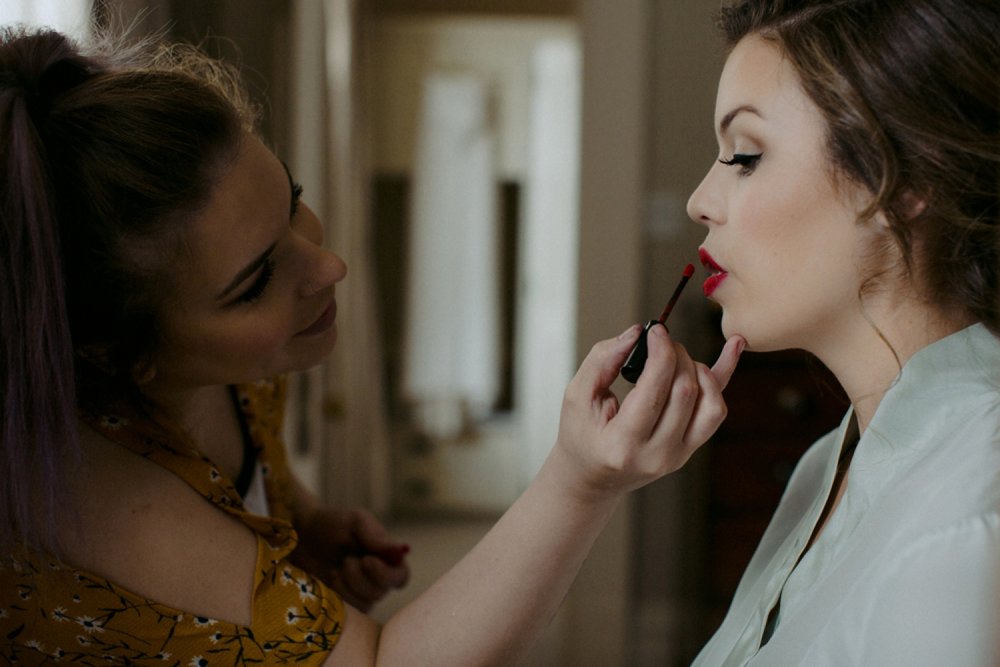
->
[698,247,729,298]
[295,299,337,337]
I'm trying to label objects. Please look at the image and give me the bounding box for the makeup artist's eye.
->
[291,182,304,218]
[719,152,762,176]
[237,258,275,305]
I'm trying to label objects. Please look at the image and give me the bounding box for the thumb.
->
[352,510,393,546]
[351,511,410,565]
[571,324,643,395]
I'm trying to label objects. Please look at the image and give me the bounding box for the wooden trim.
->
[564,0,650,663]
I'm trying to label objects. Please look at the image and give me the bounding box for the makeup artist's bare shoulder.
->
[59,425,258,625]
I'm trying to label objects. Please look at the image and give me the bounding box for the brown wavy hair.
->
[718,0,1000,332]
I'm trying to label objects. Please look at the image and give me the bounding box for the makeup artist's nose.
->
[300,249,347,298]
[299,203,325,246]
[687,166,724,227]
[295,204,347,297]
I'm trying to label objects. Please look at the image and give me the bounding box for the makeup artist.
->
[0,24,744,665]
[686,0,1000,664]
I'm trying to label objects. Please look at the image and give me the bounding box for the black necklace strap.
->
[228,385,258,498]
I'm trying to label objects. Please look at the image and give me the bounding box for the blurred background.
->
[1,1,846,664]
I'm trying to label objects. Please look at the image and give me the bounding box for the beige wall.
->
[644,0,727,356]
[367,15,577,179]
[573,0,651,660]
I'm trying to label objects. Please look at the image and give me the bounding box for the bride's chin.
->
[719,310,740,342]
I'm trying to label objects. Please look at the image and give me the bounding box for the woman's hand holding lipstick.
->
[546,323,745,504]
[290,502,411,613]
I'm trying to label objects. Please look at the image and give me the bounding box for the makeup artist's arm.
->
[327,324,744,666]
[290,482,411,612]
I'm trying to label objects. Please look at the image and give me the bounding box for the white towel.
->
[515,39,581,477]
[402,70,501,440]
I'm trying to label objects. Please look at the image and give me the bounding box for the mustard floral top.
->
[0,378,344,665]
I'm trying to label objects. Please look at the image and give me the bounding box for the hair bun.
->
[30,58,93,121]
[0,28,94,124]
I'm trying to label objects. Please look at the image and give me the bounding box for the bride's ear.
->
[900,190,928,220]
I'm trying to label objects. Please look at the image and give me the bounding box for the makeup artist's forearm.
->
[377,454,620,666]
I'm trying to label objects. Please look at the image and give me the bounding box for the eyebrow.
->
[216,241,278,301]
[215,161,298,302]
[719,104,763,134]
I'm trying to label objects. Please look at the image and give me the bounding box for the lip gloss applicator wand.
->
[620,263,695,383]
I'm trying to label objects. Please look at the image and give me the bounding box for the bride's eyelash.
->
[237,258,275,304]
[718,152,763,175]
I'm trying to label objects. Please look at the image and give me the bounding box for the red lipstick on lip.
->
[698,247,728,298]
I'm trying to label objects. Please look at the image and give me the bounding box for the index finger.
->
[570,324,643,398]
[710,335,746,390]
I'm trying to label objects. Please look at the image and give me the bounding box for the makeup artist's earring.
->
[76,345,115,375]
[132,360,157,385]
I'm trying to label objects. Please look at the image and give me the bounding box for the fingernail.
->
[380,544,410,566]
[618,324,641,340]
[650,323,667,338]
[736,337,746,355]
